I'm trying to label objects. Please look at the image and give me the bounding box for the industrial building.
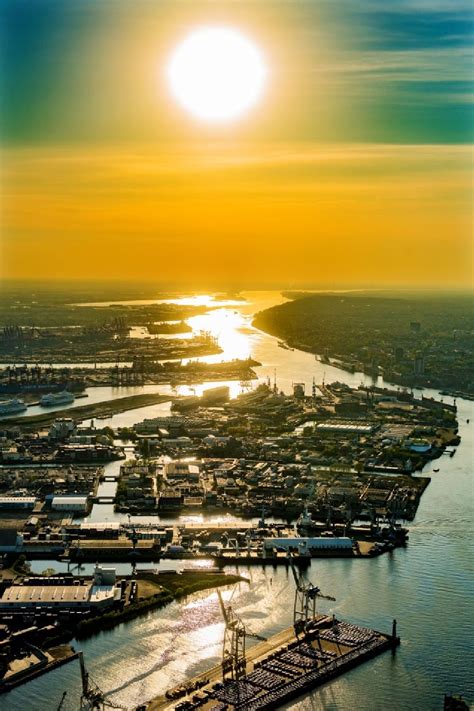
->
[50,495,89,513]
[315,422,375,434]
[0,566,119,611]
[0,496,36,510]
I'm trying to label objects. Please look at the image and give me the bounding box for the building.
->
[413,356,425,376]
[48,418,76,440]
[0,566,119,611]
[134,416,184,435]
[158,490,183,510]
[0,496,36,510]
[164,461,200,482]
[0,529,23,553]
[50,495,89,513]
[315,422,375,434]
[293,383,305,399]
[65,522,121,539]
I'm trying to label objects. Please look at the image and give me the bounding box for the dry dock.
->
[146,615,399,711]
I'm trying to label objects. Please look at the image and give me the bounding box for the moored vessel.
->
[0,398,27,416]
[40,390,75,407]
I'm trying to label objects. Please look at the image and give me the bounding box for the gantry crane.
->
[288,558,336,637]
[217,590,267,682]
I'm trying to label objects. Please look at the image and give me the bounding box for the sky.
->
[1,0,473,288]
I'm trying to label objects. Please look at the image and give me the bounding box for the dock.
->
[0,644,78,693]
[146,615,399,710]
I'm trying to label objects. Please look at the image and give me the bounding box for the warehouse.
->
[0,567,119,611]
[50,495,89,513]
[0,496,36,510]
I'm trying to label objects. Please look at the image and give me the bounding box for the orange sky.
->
[1,143,472,288]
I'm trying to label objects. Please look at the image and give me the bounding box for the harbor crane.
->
[217,590,267,682]
[288,558,335,637]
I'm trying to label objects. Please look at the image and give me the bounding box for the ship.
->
[0,398,27,416]
[40,390,75,407]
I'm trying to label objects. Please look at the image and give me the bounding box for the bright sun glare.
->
[166,26,267,123]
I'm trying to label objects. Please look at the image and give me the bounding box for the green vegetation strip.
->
[6,393,172,430]
[76,572,245,639]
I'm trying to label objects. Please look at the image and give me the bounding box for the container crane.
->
[288,557,336,636]
[217,589,247,681]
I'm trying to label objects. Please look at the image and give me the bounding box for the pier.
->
[146,560,400,711]
[147,615,399,710]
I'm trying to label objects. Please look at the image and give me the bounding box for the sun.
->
[166,26,267,123]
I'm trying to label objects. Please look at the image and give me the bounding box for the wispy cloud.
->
[324,47,472,83]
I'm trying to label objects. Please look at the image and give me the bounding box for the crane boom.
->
[288,555,336,630]
[317,592,336,601]
[217,589,229,626]
[289,559,301,590]
[247,632,267,642]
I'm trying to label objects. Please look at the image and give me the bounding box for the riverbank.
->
[4,393,172,429]
[75,570,247,639]
[0,645,79,694]
[253,294,473,396]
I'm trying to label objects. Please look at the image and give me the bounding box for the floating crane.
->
[217,590,267,683]
[288,557,336,637]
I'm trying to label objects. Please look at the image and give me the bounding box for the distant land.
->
[254,293,474,397]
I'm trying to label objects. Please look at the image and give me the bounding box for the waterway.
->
[2,292,473,711]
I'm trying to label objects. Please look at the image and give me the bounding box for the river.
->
[2,292,473,711]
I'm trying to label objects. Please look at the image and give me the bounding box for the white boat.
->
[0,398,27,416]
[40,390,75,407]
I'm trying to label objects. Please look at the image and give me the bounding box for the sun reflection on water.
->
[187,307,252,363]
